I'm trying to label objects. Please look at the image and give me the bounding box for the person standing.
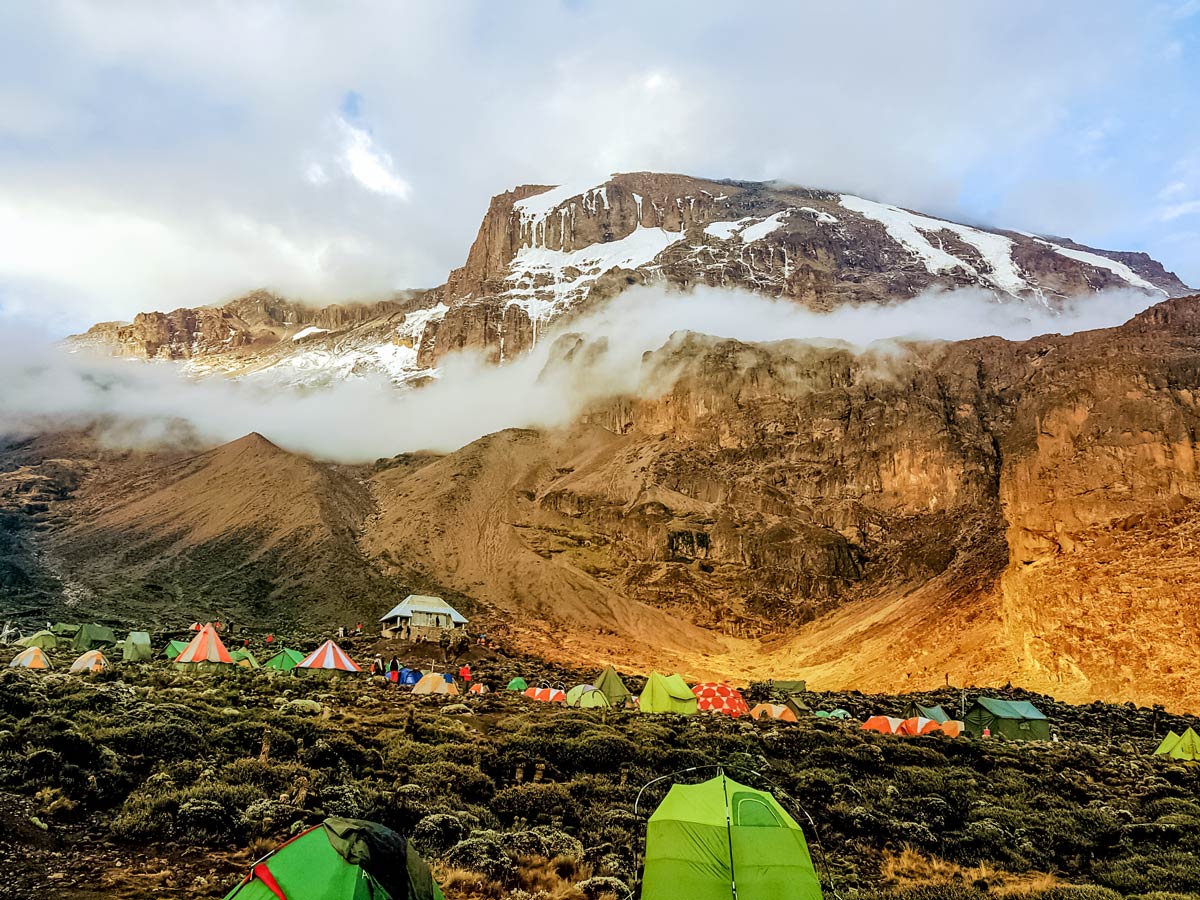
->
[459,663,472,683]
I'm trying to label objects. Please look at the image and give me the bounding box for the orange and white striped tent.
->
[69,650,111,674]
[296,639,360,673]
[749,703,799,723]
[692,682,749,717]
[898,716,942,736]
[175,623,234,667]
[862,715,904,734]
[10,646,51,669]
[524,684,566,703]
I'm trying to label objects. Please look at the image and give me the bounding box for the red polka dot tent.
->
[691,682,749,717]
[296,639,361,673]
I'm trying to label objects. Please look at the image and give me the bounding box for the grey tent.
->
[964,697,1050,741]
[72,624,117,651]
[903,702,950,724]
[122,631,153,662]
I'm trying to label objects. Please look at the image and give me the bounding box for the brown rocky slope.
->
[15,296,1200,711]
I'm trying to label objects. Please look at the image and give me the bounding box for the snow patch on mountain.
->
[839,194,1029,296]
[1025,236,1165,294]
[291,326,330,341]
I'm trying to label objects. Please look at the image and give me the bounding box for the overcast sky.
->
[1,1,1197,335]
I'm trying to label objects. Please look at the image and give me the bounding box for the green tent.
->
[903,702,950,724]
[566,685,612,709]
[123,631,153,662]
[641,773,822,900]
[51,622,80,637]
[18,630,59,651]
[1155,727,1200,761]
[506,676,528,692]
[639,672,698,715]
[72,624,117,651]
[964,697,1050,741]
[223,816,443,900]
[264,648,306,671]
[231,648,261,669]
[771,679,808,694]
[164,640,190,660]
[594,665,632,707]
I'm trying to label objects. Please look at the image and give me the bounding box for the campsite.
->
[3,620,1200,900]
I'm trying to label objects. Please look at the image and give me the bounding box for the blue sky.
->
[0,1,1197,334]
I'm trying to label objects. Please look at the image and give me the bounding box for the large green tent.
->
[903,702,950,724]
[506,676,528,692]
[639,672,698,715]
[122,631,153,662]
[641,773,822,900]
[164,640,190,660]
[264,648,305,671]
[72,624,117,651]
[1155,728,1200,761]
[18,630,59,651]
[223,816,443,900]
[964,698,1050,741]
[594,665,632,707]
[51,623,80,637]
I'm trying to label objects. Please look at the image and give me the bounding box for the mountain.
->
[19,293,1200,709]
[67,173,1191,385]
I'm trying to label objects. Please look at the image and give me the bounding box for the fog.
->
[0,286,1164,462]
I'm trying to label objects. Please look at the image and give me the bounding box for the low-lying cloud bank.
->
[0,286,1167,462]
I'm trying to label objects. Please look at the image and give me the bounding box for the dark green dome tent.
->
[903,702,950,724]
[72,623,116,651]
[964,697,1050,741]
[641,773,822,900]
[224,816,443,900]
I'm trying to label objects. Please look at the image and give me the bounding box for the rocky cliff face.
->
[20,295,1200,706]
[67,174,1191,384]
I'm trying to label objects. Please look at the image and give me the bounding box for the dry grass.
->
[882,845,1060,895]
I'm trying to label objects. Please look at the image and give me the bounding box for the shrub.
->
[444,835,516,883]
[412,813,468,854]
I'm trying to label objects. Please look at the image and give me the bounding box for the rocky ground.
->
[2,640,1200,900]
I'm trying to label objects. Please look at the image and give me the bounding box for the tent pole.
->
[719,770,738,900]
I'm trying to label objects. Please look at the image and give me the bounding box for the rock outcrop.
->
[67,174,1192,384]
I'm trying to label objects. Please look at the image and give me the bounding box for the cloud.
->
[336,118,411,200]
[0,286,1166,463]
[0,1,1197,329]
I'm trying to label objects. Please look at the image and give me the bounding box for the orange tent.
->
[69,650,110,674]
[692,682,750,718]
[937,720,964,737]
[10,646,51,669]
[296,639,360,673]
[468,683,489,695]
[175,623,233,667]
[749,703,799,723]
[899,716,942,736]
[862,715,904,734]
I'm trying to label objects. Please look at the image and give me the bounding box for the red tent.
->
[296,639,361,673]
[175,623,233,666]
[692,682,749,717]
